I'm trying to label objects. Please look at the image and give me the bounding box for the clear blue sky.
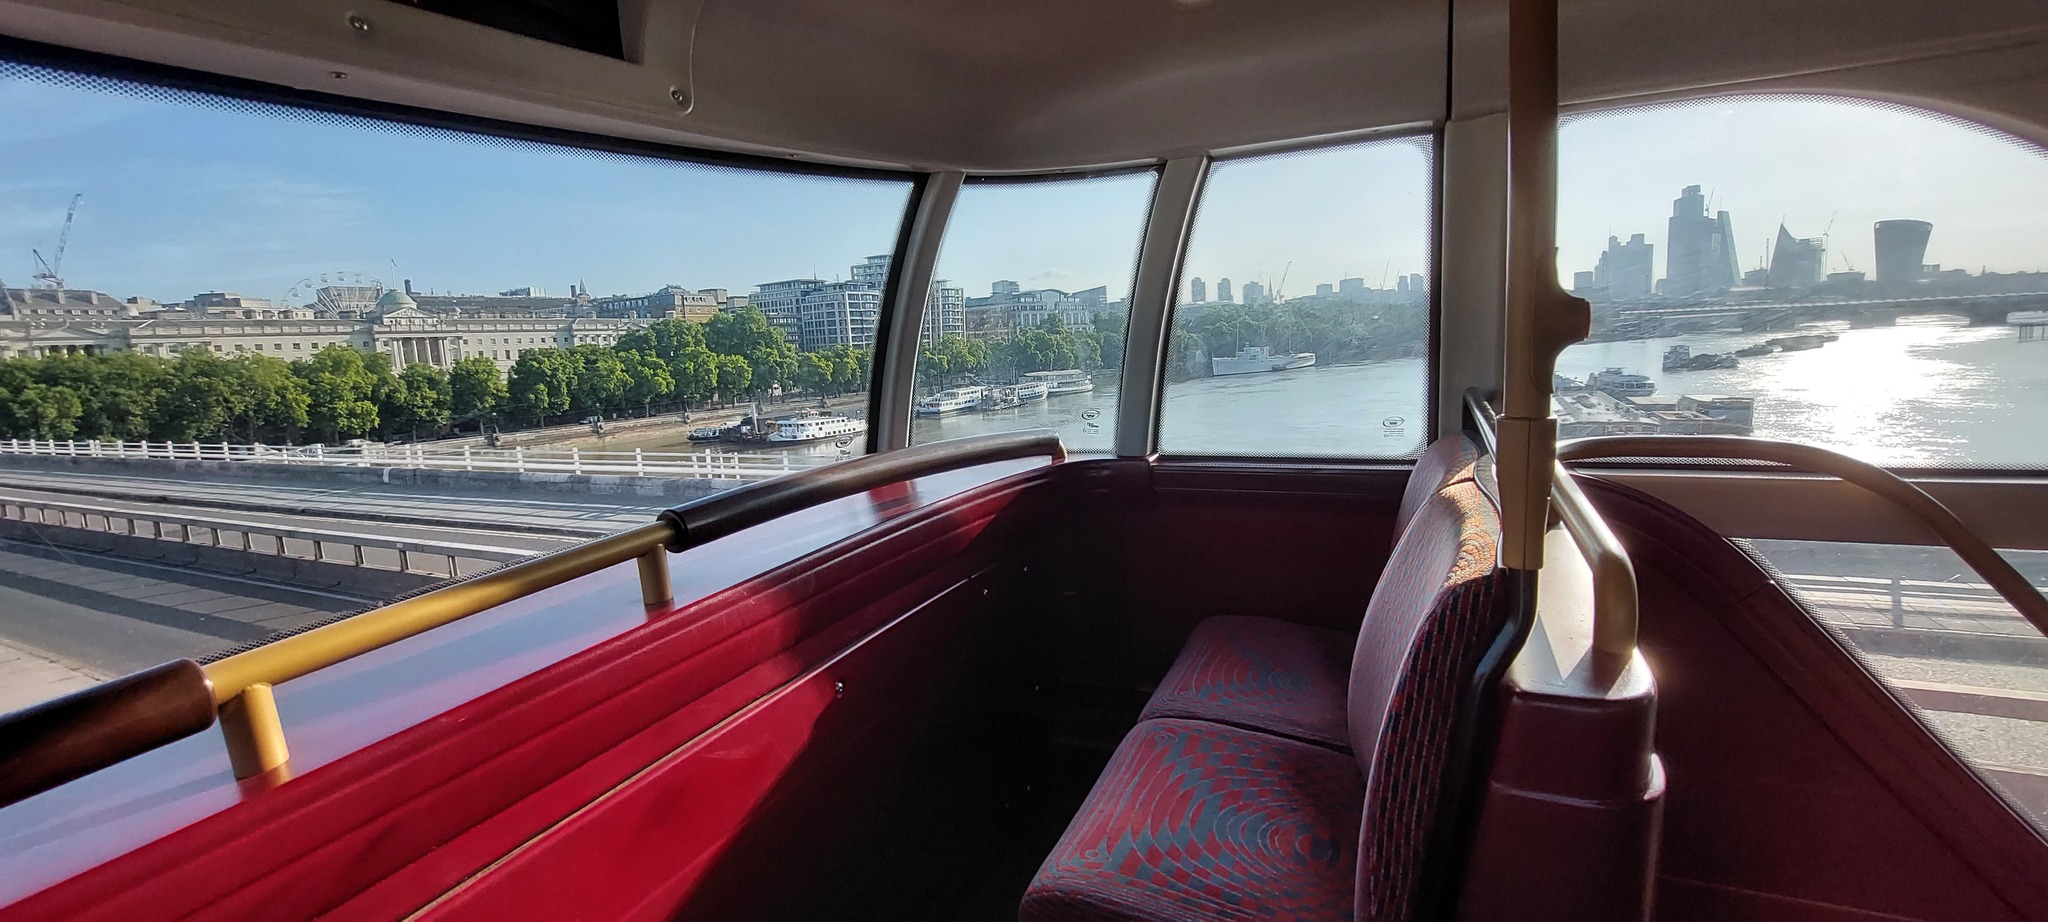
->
[1560,98,2048,283]
[3,66,2044,306]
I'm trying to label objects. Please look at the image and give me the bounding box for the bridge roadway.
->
[0,467,675,711]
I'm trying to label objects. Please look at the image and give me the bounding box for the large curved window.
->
[0,58,911,710]
[909,172,1155,453]
[1158,136,1435,458]
[1558,95,2048,835]
[1555,96,2048,469]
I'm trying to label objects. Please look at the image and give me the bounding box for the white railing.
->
[0,437,833,482]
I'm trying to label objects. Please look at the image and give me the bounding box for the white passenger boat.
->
[1023,369,1094,396]
[1210,346,1316,377]
[916,387,985,415]
[765,412,866,443]
[1585,367,1655,397]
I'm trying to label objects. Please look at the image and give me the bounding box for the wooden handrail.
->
[1558,436,2048,637]
[0,431,1066,803]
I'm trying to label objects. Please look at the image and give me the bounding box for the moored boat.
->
[1023,369,1094,395]
[1586,367,1655,397]
[1210,345,1317,377]
[915,387,985,415]
[764,412,866,443]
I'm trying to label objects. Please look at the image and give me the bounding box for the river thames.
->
[595,315,2046,468]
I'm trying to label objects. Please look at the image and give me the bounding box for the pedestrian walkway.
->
[0,539,365,696]
[0,638,105,713]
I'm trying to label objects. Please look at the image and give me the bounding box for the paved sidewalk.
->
[0,637,106,713]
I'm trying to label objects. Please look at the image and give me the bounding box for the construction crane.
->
[1273,261,1291,301]
[31,193,82,289]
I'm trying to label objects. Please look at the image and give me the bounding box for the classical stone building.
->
[0,287,641,369]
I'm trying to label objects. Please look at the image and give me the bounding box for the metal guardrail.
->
[0,494,532,579]
[0,437,832,482]
[0,430,1064,806]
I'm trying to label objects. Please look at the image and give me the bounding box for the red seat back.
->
[1348,480,1513,921]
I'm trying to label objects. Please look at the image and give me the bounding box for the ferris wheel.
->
[284,272,384,316]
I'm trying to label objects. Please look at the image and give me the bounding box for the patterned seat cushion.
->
[1134,436,1484,755]
[1021,718,1362,922]
[1138,616,1355,752]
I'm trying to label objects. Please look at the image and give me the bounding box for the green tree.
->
[157,350,250,442]
[667,345,719,407]
[509,348,576,424]
[449,356,508,432]
[292,346,381,442]
[569,344,630,415]
[705,306,798,397]
[620,350,675,416]
[393,363,453,440]
[794,352,835,396]
[616,318,709,361]
[230,354,310,442]
[9,383,84,439]
[711,353,752,405]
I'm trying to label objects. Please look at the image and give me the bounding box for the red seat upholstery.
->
[1020,718,1364,922]
[1135,435,1484,752]
[1026,481,1509,922]
[1136,616,1355,751]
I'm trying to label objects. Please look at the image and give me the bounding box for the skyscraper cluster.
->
[1665,185,1740,296]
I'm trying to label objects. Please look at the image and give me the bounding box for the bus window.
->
[909,172,1156,452]
[1555,96,2048,468]
[1158,137,1434,458]
[0,57,912,712]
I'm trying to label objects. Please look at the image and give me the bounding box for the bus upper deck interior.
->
[0,0,2046,919]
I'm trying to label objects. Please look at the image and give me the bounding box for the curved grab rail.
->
[1467,390,1640,663]
[1558,436,2048,638]
[0,430,1065,805]
[1550,460,1641,662]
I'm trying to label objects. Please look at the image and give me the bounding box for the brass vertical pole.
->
[636,546,673,608]
[219,683,289,779]
[1498,0,1591,570]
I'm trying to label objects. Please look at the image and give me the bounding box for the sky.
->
[2,65,2046,307]
[1559,99,2048,283]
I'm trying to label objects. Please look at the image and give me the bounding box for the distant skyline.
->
[4,66,2046,309]
[1558,98,2048,286]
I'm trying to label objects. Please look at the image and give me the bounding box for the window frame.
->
[1552,91,2048,481]
[4,32,925,461]
[896,165,1166,455]
[1148,128,1444,463]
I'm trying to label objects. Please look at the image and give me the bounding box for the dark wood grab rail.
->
[0,660,216,808]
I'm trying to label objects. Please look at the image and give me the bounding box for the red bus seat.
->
[1134,435,1483,751]
[1022,480,1508,922]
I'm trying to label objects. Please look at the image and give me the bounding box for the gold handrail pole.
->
[637,545,674,608]
[1499,0,1592,570]
[218,683,289,779]
[203,521,678,778]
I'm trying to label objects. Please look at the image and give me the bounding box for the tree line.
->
[1165,295,1428,380]
[0,305,1130,444]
